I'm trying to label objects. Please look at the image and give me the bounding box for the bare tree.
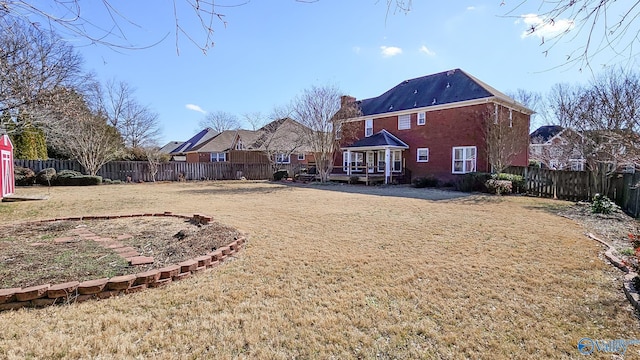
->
[99,80,161,148]
[504,0,640,70]
[292,85,360,183]
[483,105,530,173]
[199,111,240,133]
[242,111,268,131]
[142,146,170,182]
[507,89,547,130]
[548,68,640,191]
[0,17,85,133]
[252,117,308,176]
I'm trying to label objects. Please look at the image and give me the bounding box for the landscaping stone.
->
[117,234,133,240]
[210,249,224,261]
[0,288,20,304]
[125,284,147,294]
[173,272,192,281]
[47,281,80,298]
[73,294,95,303]
[195,255,212,268]
[15,284,50,301]
[53,237,76,244]
[134,270,161,286]
[129,256,154,266]
[219,246,232,256]
[178,259,198,273]
[77,278,108,295]
[207,260,220,268]
[149,278,172,288]
[106,275,137,290]
[29,242,47,247]
[193,266,207,274]
[158,265,180,279]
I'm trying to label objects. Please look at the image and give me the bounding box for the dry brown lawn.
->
[0,181,639,359]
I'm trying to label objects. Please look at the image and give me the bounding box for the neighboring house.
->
[335,68,532,184]
[158,141,183,155]
[169,128,218,161]
[170,118,313,168]
[529,125,586,171]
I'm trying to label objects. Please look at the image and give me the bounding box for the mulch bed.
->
[0,217,241,288]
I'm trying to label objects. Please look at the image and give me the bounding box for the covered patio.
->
[336,130,409,184]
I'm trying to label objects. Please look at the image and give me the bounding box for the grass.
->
[0,181,639,359]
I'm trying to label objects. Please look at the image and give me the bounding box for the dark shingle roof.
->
[530,125,564,144]
[170,128,218,154]
[358,69,496,116]
[345,130,409,149]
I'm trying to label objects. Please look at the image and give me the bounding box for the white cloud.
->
[380,46,403,57]
[419,45,435,56]
[185,104,206,114]
[353,46,361,54]
[466,6,476,11]
[519,13,574,39]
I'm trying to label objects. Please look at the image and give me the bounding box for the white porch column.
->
[346,150,352,176]
[384,148,391,184]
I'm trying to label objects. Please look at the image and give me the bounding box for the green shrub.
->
[412,176,439,188]
[485,179,513,195]
[102,178,113,185]
[591,193,616,214]
[35,168,56,185]
[349,175,360,184]
[14,166,35,186]
[493,173,525,193]
[273,170,288,181]
[111,179,122,184]
[55,174,102,186]
[457,172,491,192]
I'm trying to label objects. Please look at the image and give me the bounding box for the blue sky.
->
[65,0,633,144]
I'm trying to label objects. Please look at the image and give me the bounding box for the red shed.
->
[0,133,14,199]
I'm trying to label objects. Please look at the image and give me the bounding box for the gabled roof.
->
[355,69,532,118]
[344,129,409,149]
[195,129,260,153]
[530,125,565,144]
[159,141,183,154]
[170,128,218,154]
[251,118,313,152]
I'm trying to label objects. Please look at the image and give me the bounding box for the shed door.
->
[1,150,13,197]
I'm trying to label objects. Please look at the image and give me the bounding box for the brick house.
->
[529,125,586,171]
[170,118,313,168]
[335,69,532,184]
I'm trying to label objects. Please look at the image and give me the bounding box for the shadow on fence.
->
[505,166,640,218]
[14,160,300,182]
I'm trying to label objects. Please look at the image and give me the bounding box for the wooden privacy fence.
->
[505,166,640,217]
[14,160,300,182]
[505,166,592,202]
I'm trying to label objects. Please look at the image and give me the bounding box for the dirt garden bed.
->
[0,216,242,289]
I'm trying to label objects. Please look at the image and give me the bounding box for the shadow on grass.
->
[279,182,478,202]
[522,201,574,216]
[178,182,294,196]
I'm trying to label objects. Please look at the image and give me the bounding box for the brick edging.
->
[586,233,640,312]
[0,213,246,312]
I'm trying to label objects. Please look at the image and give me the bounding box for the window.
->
[398,114,411,130]
[570,160,585,171]
[377,150,386,172]
[343,152,364,172]
[276,153,290,164]
[235,140,244,150]
[391,150,402,172]
[452,146,476,174]
[335,122,342,140]
[297,153,305,161]
[417,148,429,162]
[365,119,374,137]
[417,112,426,126]
[210,152,226,162]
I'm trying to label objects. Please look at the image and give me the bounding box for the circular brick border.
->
[0,212,246,312]
[586,233,640,311]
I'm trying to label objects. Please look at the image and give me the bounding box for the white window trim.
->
[377,150,385,172]
[452,146,476,174]
[276,153,290,164]
[365,119,373,137]
[210,152,226,162]
[391,150,402,173]
[417,148,429,162]
[417,112,426,126]
[297,153,305,161]
[398,114,411,130]
[335,122,342,140]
